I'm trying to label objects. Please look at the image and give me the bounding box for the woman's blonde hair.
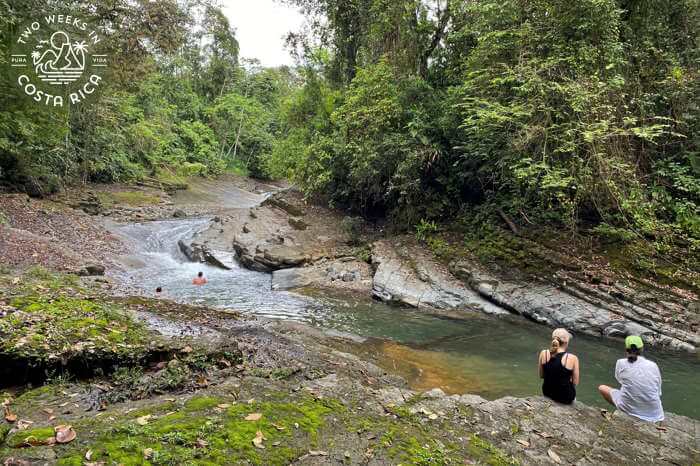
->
[550,328,571,354]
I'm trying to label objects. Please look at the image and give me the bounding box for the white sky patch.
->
[221,0,305,67]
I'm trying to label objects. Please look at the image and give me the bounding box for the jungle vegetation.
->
[1,0,699,258]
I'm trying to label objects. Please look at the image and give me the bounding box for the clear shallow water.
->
[113,219,700,419]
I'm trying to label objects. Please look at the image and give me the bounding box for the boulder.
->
[78,264,105,276]
[288,217,308,231]
[178,240,231,270]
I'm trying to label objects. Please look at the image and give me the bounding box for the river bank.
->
[188,186,699,353]
[0,177,699,464]
[0,268,698,465]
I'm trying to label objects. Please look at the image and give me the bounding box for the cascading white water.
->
[112,218,327,320]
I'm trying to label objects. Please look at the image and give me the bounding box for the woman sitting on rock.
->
[598,335,664,422]
[538,328,579,404]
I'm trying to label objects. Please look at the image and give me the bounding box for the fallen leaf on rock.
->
[136,415,152,426]
[55,425,76,444]
[245,413,262,421]
[309,451,328,457]
[218,358,231,368]
[547,449,561,463]
[428,413,438,420]
[252,430,266,449]
[4,407,17,423]
[516,439,530,448]
[16,419,33,430]
[20,435,53,447]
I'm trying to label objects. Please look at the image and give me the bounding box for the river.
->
[112,216,700,420]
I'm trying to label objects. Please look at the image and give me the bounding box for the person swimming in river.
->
[192,271,207,285]
[538,328,580,404]
[598,335,664,422]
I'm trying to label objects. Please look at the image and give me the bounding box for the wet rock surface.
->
[371,239,509,315]
[177,240,231,270]
[195,190,374,294]
[369,237,698,352]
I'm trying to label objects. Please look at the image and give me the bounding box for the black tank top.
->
[542,351,576,404]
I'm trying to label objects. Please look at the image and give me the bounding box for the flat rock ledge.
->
[303,371,700,466]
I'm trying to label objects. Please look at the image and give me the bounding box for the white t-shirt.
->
[611,356,664,422]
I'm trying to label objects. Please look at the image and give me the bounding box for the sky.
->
[221,0,306,67]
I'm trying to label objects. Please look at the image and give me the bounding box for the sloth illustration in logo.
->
[31,31,87,78]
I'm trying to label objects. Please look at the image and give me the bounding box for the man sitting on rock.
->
[192,271,208,286]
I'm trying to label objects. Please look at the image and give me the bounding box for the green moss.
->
[0,424,10,444]
[1,277,151,361]
[53,395,343,466]
[184,395,221,411]
[467,434,519,466]
[5,426,56,448]
[390,437,454,465]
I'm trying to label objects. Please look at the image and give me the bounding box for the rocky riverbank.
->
[188,189,699,353]
[1,269,698,465]
[1,178,698,464]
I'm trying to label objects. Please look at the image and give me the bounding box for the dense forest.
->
[2,0,699,256]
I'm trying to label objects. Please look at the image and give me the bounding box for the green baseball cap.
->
[625,335,644,349]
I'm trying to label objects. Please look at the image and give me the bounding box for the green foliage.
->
[1,2,294,192]
[415,219,439,242]
[273,0,700,254]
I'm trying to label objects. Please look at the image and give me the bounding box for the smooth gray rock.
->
[178,240,231,270]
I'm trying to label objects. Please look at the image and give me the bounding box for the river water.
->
[112,217,700,420]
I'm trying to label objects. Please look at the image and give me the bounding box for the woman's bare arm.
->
[538,350,546,378]
[572,355,580,385]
